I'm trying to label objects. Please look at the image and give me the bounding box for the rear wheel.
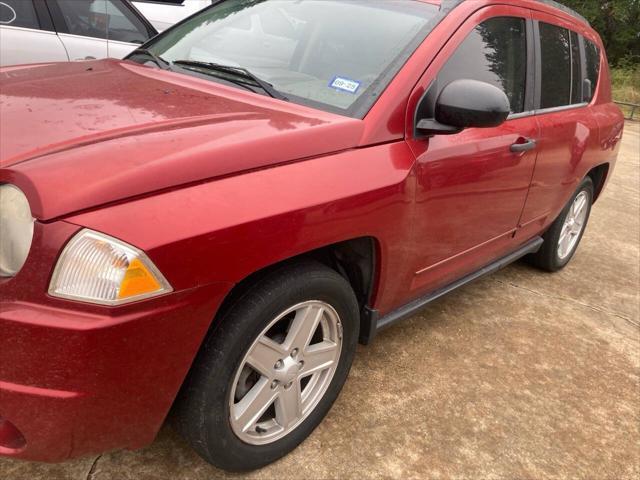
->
[173,261,359,471]
[527,177,594,272]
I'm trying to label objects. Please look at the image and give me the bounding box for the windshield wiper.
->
[129,48,172,71]
[172,60,288,101]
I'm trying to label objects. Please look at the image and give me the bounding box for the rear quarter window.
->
[583,38,601,102]
[570,31,582,104]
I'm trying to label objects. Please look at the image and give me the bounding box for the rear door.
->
[0,0,68,66]
[518,12,601,234]
[48,0,108,60]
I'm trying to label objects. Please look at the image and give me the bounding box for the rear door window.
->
[0,0,40,29]
[437,16,528,114]
[538,22,586,109]
[539,22,572,109]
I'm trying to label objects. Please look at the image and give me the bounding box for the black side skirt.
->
[359,236,544,345]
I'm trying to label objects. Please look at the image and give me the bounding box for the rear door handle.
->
[510,138,537,153]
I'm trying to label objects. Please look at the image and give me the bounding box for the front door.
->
[406,8,539,295]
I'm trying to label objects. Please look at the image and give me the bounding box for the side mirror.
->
[416,79,511,136]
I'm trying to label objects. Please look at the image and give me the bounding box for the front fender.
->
[65,143,417,314]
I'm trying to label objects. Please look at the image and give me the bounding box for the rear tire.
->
[173,261,359,471]
[527,177,594,272]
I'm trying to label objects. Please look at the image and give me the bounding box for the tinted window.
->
[0,0,40,29]
[539,22,585,109]
[438,17,528,114]
[584,38,600,102]
[56,0,148,43]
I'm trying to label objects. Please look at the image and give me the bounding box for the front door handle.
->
[510,138,537,153]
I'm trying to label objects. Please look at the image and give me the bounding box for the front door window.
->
[437,16,528,114]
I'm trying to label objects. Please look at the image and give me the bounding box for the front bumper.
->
[0,222,231,461]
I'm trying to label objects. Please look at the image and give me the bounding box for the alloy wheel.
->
[229,301,343,445]
[558,191,589,260]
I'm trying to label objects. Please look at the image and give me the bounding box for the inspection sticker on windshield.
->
[329,76,361,94]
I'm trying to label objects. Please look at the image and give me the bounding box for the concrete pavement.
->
[3,122,639,480]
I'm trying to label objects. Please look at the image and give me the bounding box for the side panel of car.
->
[55,34,108,62]
[65,142,418,314]
[518,10,611,230]
[62,1,623,319]
[592,102,624,184]
[588,52,625,161]
[365,0,622,312]
[0,0,68,66]
[0,25,68,65]
[0,0,626,465]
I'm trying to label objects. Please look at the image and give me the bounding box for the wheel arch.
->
[586,163,610,203]
[210,236,381,345]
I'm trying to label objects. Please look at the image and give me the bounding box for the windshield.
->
[138,0,440,117]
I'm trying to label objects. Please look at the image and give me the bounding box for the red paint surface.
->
[0,0,624,462]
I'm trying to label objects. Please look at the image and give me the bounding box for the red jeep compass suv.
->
[0,0,624,471]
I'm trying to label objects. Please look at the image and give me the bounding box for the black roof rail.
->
[532,0,590,26]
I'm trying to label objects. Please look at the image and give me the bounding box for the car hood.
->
[0,60,364,220]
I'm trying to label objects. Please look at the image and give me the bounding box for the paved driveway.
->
[3,123,639,480]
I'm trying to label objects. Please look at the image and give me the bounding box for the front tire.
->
[527,177,594,272]
[173,261,359,471]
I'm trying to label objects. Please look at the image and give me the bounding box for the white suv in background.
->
[0,0,157,66]
[132,0,212,31]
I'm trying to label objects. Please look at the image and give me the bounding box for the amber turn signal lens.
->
[118,258,163,300]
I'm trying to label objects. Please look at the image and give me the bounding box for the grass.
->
[611,65,640,119]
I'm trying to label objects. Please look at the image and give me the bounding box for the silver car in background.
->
[0,0,156,66]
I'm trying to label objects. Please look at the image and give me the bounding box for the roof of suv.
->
[533,0,589,25]
[433,0,589,26]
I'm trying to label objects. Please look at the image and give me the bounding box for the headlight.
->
[0,185,35,277]
[49,229,172,305]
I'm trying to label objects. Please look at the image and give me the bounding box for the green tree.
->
[561,0,640,66]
